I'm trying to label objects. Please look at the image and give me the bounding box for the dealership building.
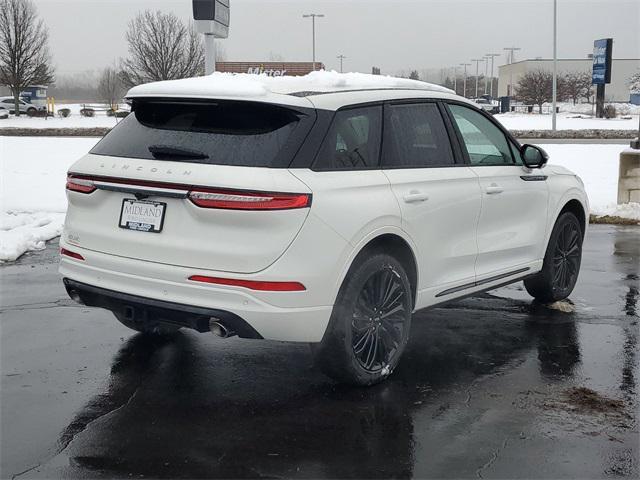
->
[497,58,639,102]
[216,62,325,76]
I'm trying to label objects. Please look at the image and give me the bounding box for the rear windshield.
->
[90,100,312,167]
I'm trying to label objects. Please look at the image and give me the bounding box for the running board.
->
[435,267,531,298]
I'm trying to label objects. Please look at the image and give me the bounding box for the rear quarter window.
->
[90,100,314,168]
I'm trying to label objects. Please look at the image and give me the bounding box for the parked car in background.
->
[474,97,500,114]
[0,96,39,116]
[0,106,8,119]
[60,74,588,386]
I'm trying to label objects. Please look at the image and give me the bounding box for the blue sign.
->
[592,38,612,85]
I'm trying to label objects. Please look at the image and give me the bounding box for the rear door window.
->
[313,106,382,170]
[382,103,455,168]
[90,100,313,167]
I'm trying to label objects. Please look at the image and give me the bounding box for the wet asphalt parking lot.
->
[1,224,638,479]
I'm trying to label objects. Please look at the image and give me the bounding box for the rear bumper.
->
[64,278,264,338]
[59,250,333,342]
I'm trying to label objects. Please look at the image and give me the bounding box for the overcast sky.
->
[34,0,639,77]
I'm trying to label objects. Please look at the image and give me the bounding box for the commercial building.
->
[497,58,639,102]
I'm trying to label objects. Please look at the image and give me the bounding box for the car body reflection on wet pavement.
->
[1,225,638,479]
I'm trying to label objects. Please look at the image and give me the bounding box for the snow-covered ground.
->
[1,98,638,131]
[0,137,637,262]
[1,137,99,261]
[0,103,126,129]
[495,112,639,131]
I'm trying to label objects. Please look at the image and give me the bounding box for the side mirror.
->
[520,144,549,169]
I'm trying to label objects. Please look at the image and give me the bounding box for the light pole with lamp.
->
[485,53,500,98]
[503,46,521,97]
[302,13,325,71]
[471,59,483,99]
[453,66,459,95]
[460,63,470,98]
[552,0,558,131]
[484,56,490,95]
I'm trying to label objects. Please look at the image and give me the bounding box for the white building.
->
[498,58,640,102]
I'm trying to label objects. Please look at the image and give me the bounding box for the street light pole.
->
[453,66,459,95]
[302,13,325,71]
[484,56,490,95]
[503,47,521,97]
[552,0,558,131]
[485,53,500,98]
[472,59,483,99]
[337,54,346,73]
[460,63,470,98]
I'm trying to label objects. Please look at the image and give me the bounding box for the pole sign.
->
[193,0,229,38]
[592,38,612,85]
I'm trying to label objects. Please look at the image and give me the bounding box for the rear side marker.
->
[60,248,85,261]
[189,275,306,292]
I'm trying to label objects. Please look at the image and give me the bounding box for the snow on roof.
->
[126,70,455,101]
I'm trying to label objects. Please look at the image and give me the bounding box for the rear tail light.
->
[189,275,306,292]
[66,175,96,194]
[64,174,311,209]
[60,248,85,261]
[188,189,311,210]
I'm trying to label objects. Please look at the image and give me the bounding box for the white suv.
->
[60,73,588,385]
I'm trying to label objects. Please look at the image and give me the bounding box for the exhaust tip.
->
[209,318,236,338]
[68,289,85,305]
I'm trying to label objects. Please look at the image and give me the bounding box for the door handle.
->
[485,184,504,195]
[403,191,429,203]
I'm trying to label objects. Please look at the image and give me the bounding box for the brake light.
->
[189,275,306,291]
[188,189,311,210]
[66,175,96,194]
[60,248,85,261]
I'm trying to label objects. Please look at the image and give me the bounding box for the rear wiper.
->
[148,145,209,160]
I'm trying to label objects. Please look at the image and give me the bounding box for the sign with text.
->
[592,38,612,85]
[193,0,229,38]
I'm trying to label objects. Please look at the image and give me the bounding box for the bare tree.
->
[0,0,54,116]
[98,66,124,109]
[516,70,554,113]
[561,71,593,105]
[409,70,420,81]
[629,70,640,94]
[120,10,204,88]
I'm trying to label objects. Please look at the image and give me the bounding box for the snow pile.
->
[0,212,66,261]
[591,202,640,221]
[127,70,454,99]
[0,136,99,262]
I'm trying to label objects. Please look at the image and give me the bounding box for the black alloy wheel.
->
[351,267,407,372]
[524,212,583,303]
[551,221,581,293]
[315,253,412,386]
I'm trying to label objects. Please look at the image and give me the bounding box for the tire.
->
[113,312,180,336]
[315,252,413,386]
[524,212,583,303]
[26,108,36,117]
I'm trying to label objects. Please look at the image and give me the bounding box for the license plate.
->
[119,199,166,233]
